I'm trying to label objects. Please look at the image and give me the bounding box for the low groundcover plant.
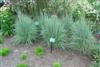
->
[52,62,61,67]
[16,63,29,67]
[34,47,44,57]
[20,52,28,60]
[0,48,10,57]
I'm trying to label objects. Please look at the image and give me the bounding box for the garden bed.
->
[0,0,100,67]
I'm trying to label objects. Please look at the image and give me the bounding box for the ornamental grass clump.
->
[62,15,74,44]
[41,15,65,48]
[34,14,49,40]
[71,18,95,54]
[13,12,37,44]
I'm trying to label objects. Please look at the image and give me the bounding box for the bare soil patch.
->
[0,37,91,67]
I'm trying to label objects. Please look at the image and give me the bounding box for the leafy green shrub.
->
[34,47,44,57]
[16,63,29,67]
[90,61,100,67]
[88,0,95,4]
[20,52,28,60]
[0,31,4,44]
[90,44,100,62]
[52,62,61,67]
[46,0,69,16]
[13,12,37,44]
[89,44,100,67]
[71,18,95,54]
[0,8,15,36]
[41,15,65,48]
[0,48,10,57]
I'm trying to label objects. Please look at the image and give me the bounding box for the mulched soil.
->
[0,37,91,67]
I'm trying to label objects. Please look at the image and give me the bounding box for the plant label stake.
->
[49,37,55,53]
[50,42,53,53]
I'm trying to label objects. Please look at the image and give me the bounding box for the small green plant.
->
[0,8,15,36]
[0,48,10,57]
[34,47,44,57]
[16,63,29,67]
[20,52,28,60]
[52,62,61,67]
[13,11,37,44]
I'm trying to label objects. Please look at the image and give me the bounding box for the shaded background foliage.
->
[0,7,15,36]
[9,0,100,32]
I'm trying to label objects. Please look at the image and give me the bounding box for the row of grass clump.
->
[0,9,95,54]
[0,8,97,54]
[13,12,96,54]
